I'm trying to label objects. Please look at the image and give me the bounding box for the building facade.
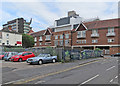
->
[30,11,120,55]
[3,18,32,34]
[0,31,22,47]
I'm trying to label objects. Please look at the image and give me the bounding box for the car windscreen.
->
[4,53,9,57]
[17,52,23,55]
[38,54,46,57]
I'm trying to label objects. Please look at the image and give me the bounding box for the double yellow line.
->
[14,59,101,84]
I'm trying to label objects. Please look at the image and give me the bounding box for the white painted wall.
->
[55,25,71,32]
[0,32,22,46]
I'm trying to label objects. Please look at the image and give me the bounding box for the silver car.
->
[4,52,18,61]
[26,54,57,65]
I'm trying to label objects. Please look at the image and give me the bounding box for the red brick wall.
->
[109,47,120,55]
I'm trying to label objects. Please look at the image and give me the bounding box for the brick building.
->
[30,11,120,55]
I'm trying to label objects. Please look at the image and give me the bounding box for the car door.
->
[46,54,52,62]
[27,53,33,59]
[22,53,28,60]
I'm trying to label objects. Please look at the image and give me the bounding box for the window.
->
[7,40,9,45]
[65,34,69,39]
[60,35,63,39]
[77,40,86,44]
[23,53,28,56]
[39,43,42,45]
[45,42,51,45]
[39,36,42,41]
[108,38,114,43]
[34,43,37,46]
[59,40,63,46]
[92,39,98,43]
[55,35,58,39]
[46,35,51,40]
[108,28,114,33]
[77,31,86,38]
[54,40,58,46]
[65,40,69,45]
[92,30,98,34]
[28,53,32,55]
[6,34,9,39]
[40,36,42,40]
[34,37,37,41]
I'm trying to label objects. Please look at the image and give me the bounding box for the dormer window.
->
[45,35,51,40]
[77,31,86,38]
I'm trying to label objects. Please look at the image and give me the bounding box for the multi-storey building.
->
[30,11,120,55]
[2,18,32,34]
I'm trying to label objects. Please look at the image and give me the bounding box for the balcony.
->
[91,34,99,38]
[77,35,86,38]
[39,39,42,41]
[106,32,115,37]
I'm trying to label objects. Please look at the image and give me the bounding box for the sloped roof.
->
[83,18,120,29]
[30,30,45,37]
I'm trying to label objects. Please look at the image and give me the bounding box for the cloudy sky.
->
[0,0,119,32]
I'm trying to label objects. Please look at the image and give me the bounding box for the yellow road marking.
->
[14,59,101,84]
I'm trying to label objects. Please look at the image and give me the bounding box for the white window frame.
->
[59,40,63,46]
[108,27,114,33]
[55,35,58,39]
[6,34,9,39]
[39,36,42,41]
[7,40,9,45]
[65,34,69,39]
[108,38,114,43]
[34,37,37,41]
[65,40,69,45]
[54,40,58,46]
[92,39,98,43]
[46,35,51,40]
[39,42,42,45]
[60,35,63,39]
[77,31,86,37]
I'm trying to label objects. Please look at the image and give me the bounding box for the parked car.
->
[111,53,120,57]
[10,52,35,62]
[4,52,18,61]
[26,54,57,65]
[0,52,5,60]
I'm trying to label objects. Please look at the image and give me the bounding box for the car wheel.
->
[18,58,22,62]
[52,59,56,63]
[38,60,43,65]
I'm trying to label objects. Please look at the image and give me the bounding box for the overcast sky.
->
[0,0,119,32]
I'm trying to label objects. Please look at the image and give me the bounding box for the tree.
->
[22,34,34,48]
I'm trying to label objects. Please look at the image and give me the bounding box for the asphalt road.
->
[1,57,119,85]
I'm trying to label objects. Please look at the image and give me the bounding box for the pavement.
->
[1,56,119,85]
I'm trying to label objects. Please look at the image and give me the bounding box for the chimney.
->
[8,25,12,30]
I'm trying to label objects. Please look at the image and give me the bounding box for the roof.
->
[83,18,120,29]
[0,29,21,34]
[30,30,46,37]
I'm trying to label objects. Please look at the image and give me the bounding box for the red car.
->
[0,52,4,60]
[11,52,35,62]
